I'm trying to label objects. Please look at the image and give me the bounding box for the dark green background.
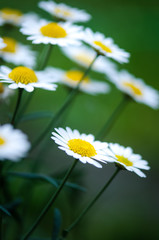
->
[0,0,159,239]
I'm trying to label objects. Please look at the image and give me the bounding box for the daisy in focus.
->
[0,8,39,27]
[61,44,117,76]
[0,37,6,49]
[83,28,130,63]
[109,70,159,109]
[102,143,150,177]
[46,67,110,95]
[0,124,30,161]
[51,127,109,168]
[0,83,14,101]
[0,66,58,92]
[0,37,36,67]
[20,18,83,46]
[38,1,91,23]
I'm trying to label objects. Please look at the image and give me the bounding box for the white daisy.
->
[0,66,58,93]
[45,67,110,95]
[0,37,36,68]
[102,143,150,178]
[51,127,109,168]
[20,18,83,46]
[61,44,117,76]
[0,83,14,101]
[109,70,159,109]
[38,1,91,23]
[0,37,6,49]
[0,8,39,27]
[82,28,130,64]
[0,124,30,161]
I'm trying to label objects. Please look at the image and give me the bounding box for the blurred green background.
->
[0,0,159,239]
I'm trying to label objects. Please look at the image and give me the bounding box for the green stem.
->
[11,88,23,127]
[37,44,53,70]
[21,159,78,240]
[30,53,99,152]
[62,168,120,239]
[96,94,130,140]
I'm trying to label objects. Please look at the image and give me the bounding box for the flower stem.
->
[11,88,23,127]
[37,44,53,70]
[62,167,120,239]
[21,159,78,240]
[30,53,99,152]
[96,94,130,140]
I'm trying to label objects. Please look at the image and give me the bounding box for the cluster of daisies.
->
[0,0,158,179]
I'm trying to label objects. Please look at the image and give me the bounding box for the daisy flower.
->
[0,124,30,161]
[102,143,150,177]
[38,1,91,23]
[0,37,36,67]
[0,66,58,92]
[109,70,159,109]
[83,28,130,64]
[61,44,117,76]
[20,18,83,46]
[0,83,14,101]
[51,127,109,168]
[0,8,39,27]
[0,37,6,49]
[45,67,110,95]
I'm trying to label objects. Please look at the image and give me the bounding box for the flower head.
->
[0,37,6,49]
[0,37,36,67]
[0,124,30,161]
[102,143,150,177]
[0,66,58,92]
[51,127,109,168]
[83,28,130,63]
[109,70,159,109]
[38,1,91,23]
[20,18,83,46]
[46,67,110,95]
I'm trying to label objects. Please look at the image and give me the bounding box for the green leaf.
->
[19,111,54,122]
[52,208,62,240]
[0,205,11,216]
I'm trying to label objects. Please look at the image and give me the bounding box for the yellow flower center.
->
[115,155,133,166]
[0,83,4,94]
[123,82,142,96]
[40,22,67,38]
[1,37,17,53]
[0,137,5,145]
[8,66,38,85]
[65,70,90,84]
[75,54,92,65]
[1,8,22,20]
[93,41,112,53]
[68,139,97,157]
[54,7,72,17]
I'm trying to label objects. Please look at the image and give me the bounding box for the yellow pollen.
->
[115,155,133,166]
[123,82,142,96]
[65,70,90,83]
[68,139,97,157]
[0,83,4,94]
[40,22,67,38]
[94,41,112,53]
[1,8,22,20]
[8,66,38,85]
[0,137,5,145]
[1,37,17,53]
[54,7,72,17]
[75,54,92,65]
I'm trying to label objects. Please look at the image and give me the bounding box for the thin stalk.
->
[62,168,120,239]
[11,88,23,127]
[30,53,99,152]
[96,94,130,140]
[21,159,78,240]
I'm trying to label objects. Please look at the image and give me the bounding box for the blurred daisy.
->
[38,1,91,23]
[61,44,117,76]
[0,37,6,49]
[0,83,14,101]
[20,19,83,46]
[83,28,130,63]
[0,124,30,161]
[109,70,159,109]
[0,37,36,67]
[46,67,110,95]
[51,127,108,168]
[102,143,150,177]
[0,66,58,92]
[0,8,39,27]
